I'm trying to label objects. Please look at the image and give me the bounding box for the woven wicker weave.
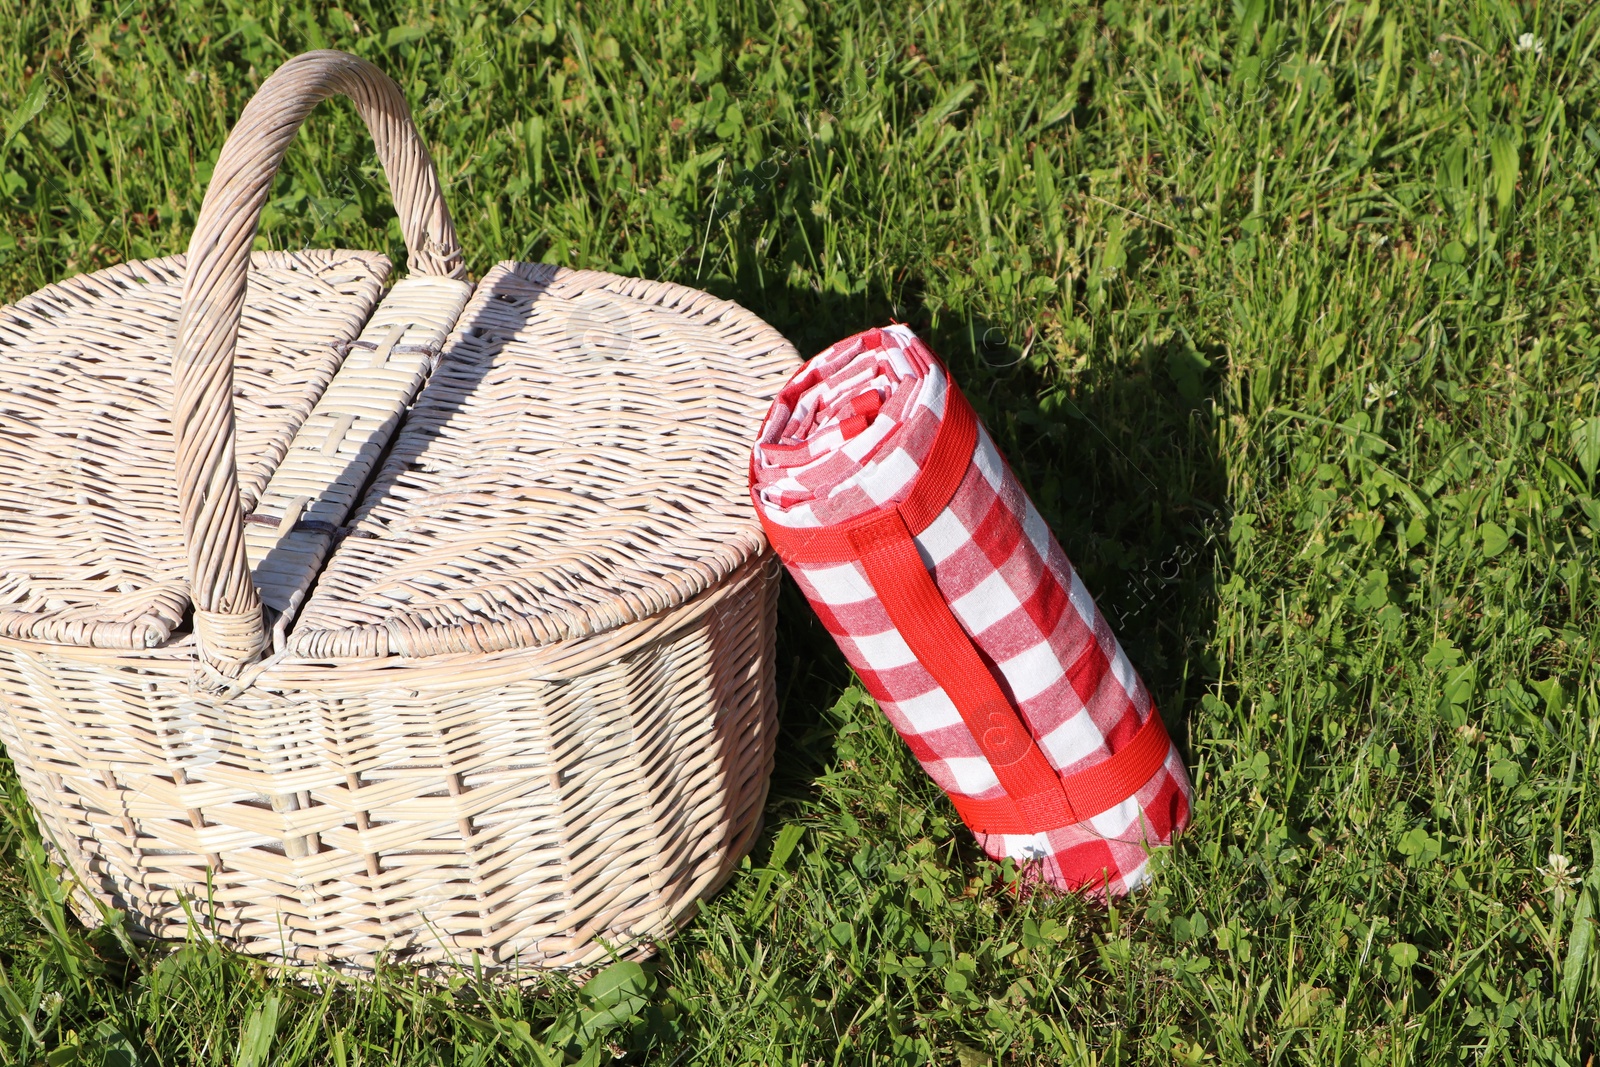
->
[0,51,797,969]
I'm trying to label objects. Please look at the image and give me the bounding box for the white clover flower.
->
[1538,851,1581,906]
[1364,380,1397,407]
[1515,33,1545,57]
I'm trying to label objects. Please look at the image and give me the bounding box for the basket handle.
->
[172,50,464,674]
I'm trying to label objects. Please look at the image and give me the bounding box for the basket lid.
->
[1,51,798,668]
[285,261,799,658]
[0,250,390,649]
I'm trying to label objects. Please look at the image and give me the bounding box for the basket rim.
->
[0,552,777,676]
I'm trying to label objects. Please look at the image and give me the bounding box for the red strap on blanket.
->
[948,709,1171,834]
[753,381,1174,835]
[847,509,1077,830]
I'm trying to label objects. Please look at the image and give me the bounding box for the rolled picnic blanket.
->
[750,324,1192,894]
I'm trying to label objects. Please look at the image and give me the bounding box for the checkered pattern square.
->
[751,325,1192,895]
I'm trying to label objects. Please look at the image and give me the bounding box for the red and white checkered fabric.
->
[751,324,1191,895]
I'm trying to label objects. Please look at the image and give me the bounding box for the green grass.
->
[2,0,1599,1062]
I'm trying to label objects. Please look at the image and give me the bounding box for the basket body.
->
[0,559,776,969]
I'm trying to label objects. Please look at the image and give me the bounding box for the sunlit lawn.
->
[1,1,1598,1063]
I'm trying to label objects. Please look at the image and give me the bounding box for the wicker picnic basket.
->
[0,50,798,970]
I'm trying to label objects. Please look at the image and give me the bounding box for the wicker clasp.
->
[192,607,270,677]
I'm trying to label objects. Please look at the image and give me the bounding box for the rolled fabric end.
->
[750,324,1192,895]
